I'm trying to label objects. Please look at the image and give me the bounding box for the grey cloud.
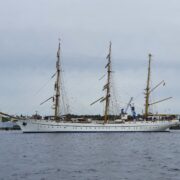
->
[1,0,180,115]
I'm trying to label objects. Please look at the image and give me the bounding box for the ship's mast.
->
[104,41,112,123]
[54,40,61,120]
[144,54,152,119]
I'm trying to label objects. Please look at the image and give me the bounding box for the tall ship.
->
[6,41,179,132]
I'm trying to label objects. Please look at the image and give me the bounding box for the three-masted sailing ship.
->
[14,42,179,132]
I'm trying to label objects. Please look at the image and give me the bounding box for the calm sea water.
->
[0,131,180,180]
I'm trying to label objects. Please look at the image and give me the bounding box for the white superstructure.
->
[16,119,179,133]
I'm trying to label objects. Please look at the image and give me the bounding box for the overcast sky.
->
[0,0,180,116]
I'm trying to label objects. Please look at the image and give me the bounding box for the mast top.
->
[107,41,111,50]
[58,38,61,46]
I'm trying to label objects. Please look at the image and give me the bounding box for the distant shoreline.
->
[0,126,20,131]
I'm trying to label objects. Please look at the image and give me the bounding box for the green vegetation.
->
[1,116,11,122]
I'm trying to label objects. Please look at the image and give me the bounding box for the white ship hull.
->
[16,119,180,133]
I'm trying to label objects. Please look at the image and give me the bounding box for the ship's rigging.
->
[40,40,69,119]
[144,54,172,119]
[91,41,117,123]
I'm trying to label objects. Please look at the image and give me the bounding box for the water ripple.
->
[0,131,180,180]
